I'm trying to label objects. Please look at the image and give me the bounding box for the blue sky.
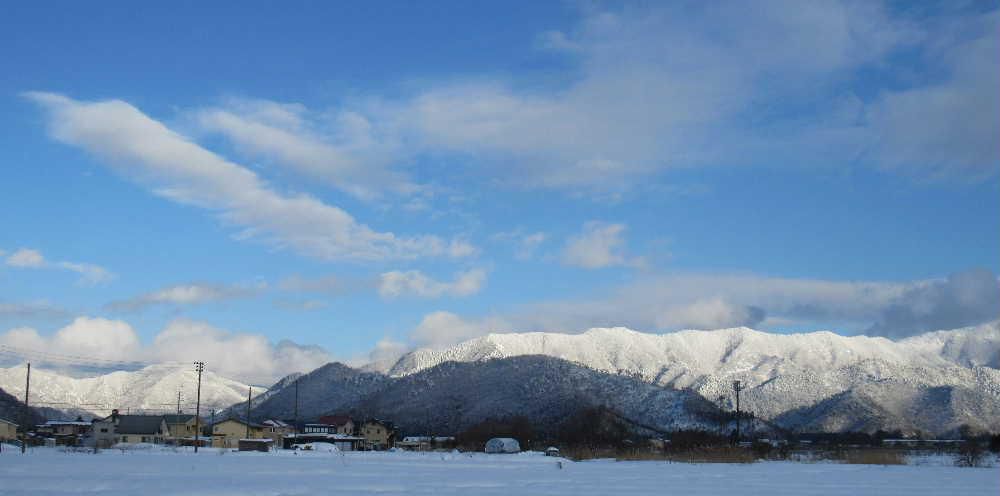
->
[1,1,998,383]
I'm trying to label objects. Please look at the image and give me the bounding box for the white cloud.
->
[519,232,547,255]
[866,10,1000,180]
[107,282,264,312]
[409,311,507,349]
[390,3,996,189]
[866,269,1000,338]
[5,248,44,267]
[0,300,69,320]
[195,99,416,200]
[392,270,1000,353]
[494,230,547,260]
[366,337,410,371]
[30,5,996,203]
[0,317,333,384]
[149,319,331,384]
[511,273,909,333]
[654,298,766,330]
[273,299,329,311]
[25,93,475,262]
[0,326,49,351]
[55,262,114,285]
[4,247,113,285]
[277,274,343,293]
[378,268,486,299]
[562,221,642,269]
[0,317,141,363]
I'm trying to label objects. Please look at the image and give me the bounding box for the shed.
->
[484,437,520,453]
[238,438,273,452]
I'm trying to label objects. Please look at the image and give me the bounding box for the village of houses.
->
[0,411,459,453]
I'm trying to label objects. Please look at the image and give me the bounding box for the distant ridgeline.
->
[7,322,1000,439]
[0,386,45,427]
[244,322,1000,439]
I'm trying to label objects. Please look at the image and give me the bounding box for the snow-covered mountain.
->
[382,321,1000,435]
[0,363,265,419]
[246,355,725,437]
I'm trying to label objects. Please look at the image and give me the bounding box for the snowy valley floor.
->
[1,447,998,496]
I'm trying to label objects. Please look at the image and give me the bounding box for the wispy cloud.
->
[194,98,416,200]
[378,268,487,299]
[3,247,114,285]
[392,269,1000,350]
[173,3,995,196]
[277,274,344,293]
[493,230,547,260]
[273,299,330,312]
[25,92,476,262]
[0,300,70,320]
[562,222,644,269]
[107,282,265,312]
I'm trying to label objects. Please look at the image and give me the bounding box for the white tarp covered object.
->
[484,438,520,453]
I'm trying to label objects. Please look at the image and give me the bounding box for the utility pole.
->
[245,386,252,439]
[193,361,204,453]
[732,380,743,443]
[176,390,182,415]
[21,362,30,454]
[293,379,299,434]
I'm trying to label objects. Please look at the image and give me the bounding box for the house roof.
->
[115,415,166,435]
[317,415,352,426]
[162,414,197,424]
[361,418,393,429]
[214,417,265,429]
[0,417,17,426]
[262,419,289,428]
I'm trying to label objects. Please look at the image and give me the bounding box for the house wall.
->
[117,433,165,444]
[167,420,199,439]
[336,421,354,435]
[361,422,392,450]
[262,426,293,446]
[213,420,265,449]
[91,418,169,447]
[91,420,116,448]
[0,420,17,440]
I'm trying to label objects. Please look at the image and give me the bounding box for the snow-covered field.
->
[1,447,997,495]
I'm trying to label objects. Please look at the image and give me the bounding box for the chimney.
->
[111,409,120,424]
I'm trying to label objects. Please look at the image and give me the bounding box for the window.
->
[100,428,108,433]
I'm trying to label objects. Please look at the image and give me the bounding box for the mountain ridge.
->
[375,321,1000,436]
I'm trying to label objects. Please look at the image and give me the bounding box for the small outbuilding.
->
[238,438,273,452]
[484,437,521,454]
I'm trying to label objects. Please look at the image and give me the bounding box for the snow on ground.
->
[1,447,997,496]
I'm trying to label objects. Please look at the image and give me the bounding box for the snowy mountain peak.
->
[0,363,265,418]
[383,321,1000,435]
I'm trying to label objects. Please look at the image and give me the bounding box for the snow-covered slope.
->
[0,364,264,419]
[388,321,1000,380]
[384,321,1000,435]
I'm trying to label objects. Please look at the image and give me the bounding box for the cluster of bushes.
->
[455,416,536,450]
[453,407,1000,467]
